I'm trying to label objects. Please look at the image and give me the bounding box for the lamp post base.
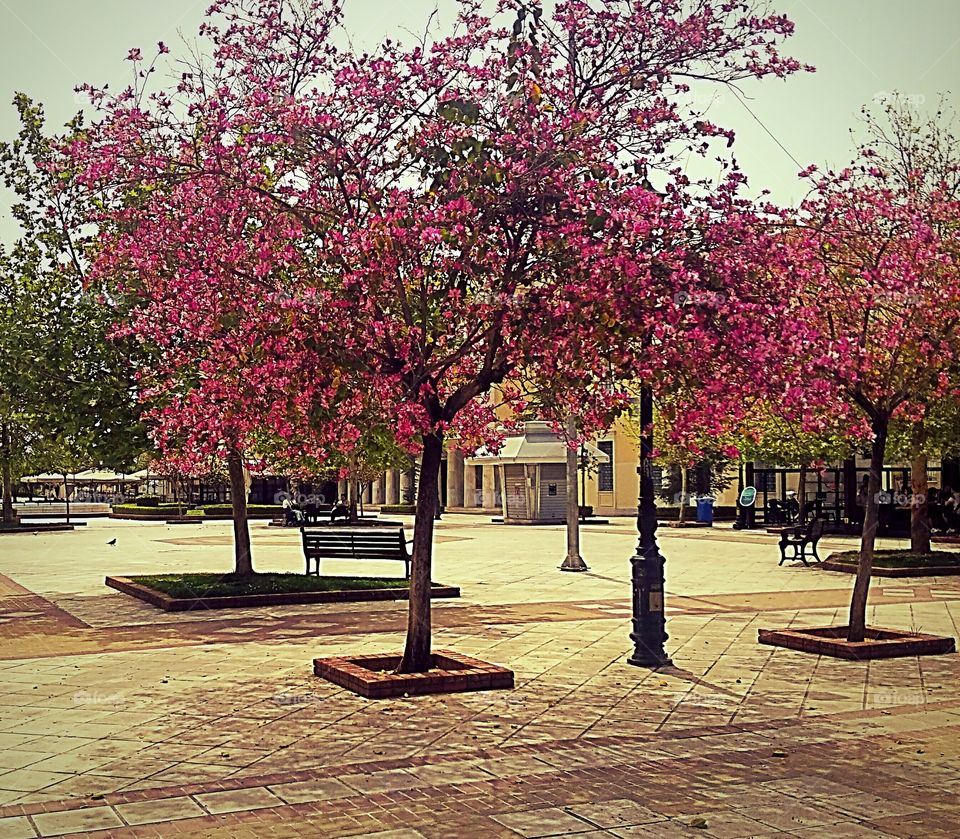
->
[627,650,673,668]
[560,554,590,572]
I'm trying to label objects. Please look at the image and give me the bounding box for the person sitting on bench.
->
[330,495,350,523]
[282,497,302,527]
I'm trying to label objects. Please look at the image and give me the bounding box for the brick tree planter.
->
[1,522,75,533]
[759,626,956,660]
[314,649,514,698]
[105,576,460,612]
[820,552,960,577]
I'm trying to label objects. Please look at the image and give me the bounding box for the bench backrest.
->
[807,518,825,540]
[301,528,406,559]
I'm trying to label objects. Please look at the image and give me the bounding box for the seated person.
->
[330,495,351,522]
[783,491,799,522]
[282,497,299,526]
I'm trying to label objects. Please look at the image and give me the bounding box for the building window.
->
[597,441,614,492]
[755,468,777,493]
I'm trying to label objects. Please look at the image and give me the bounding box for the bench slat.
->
[303,543,403,551]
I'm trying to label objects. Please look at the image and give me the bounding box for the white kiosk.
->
[465,421,609,523]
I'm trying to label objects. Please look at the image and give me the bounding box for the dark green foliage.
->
[132,573,410,598]
[0,95,146,502]
[827,550,960,569]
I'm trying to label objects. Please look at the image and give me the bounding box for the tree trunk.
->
[579,445,587,510]
[910,422,931,554]
[848,415,888,642]
[677,467,688,525]
[63,474,71,526]
[348,454,359,523]
[227,447,254,577]
[797,463,807,523]
[842,457,857,529]
[398,431,444,674]
[560,416,588,571]
[1,424,15,525]
[406,460,417,504]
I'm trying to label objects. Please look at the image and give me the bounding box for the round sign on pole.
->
[739,486,757,507]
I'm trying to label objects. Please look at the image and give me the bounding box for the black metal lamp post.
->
[628,384,672,668]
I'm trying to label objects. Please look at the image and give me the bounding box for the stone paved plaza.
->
[0,516,959,838]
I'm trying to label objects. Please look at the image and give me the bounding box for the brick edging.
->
[105,576,461,611]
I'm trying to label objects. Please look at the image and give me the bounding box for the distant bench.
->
[301,527,413,578]
[778,518,825,566]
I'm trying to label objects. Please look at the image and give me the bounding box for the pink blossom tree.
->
[76,0,806,672]
[761,151,960,642]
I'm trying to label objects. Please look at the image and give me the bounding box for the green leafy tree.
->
[736,405,857,523]
[887,399,960,550]
[849,95,960,554]
[632,397,736,524]
[0,95,145,525]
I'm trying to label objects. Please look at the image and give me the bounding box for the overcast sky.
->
[1,0,958,241]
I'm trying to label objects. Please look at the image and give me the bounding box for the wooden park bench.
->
[301,503,335,525]
[300,527,413,578]
[778,518,825,566]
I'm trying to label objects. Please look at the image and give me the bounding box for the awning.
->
[465,421,610,466]
[20,470,145,484]
[71,469,143,483]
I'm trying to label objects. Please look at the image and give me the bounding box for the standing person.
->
[932,485,951,533]
[946,487,960,534]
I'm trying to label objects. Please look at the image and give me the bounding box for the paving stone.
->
[0,770,72,793]
[115,795,207,825]
[267,777,354,804]
[0,816,37,839]
[195,786,284,814]
[564,799,667,828]
[491,807,597,837]
[32,806,123,836]
[340,769,420,794]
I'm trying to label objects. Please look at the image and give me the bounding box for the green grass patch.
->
[828,550,960,568]
[379,504,416,514]
[113,504,190,514]
[130,572,409,599]
[196,504,283,516]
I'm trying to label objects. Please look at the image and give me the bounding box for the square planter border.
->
[0,522,76,533]
[105,575,460,612]
[313,649,514,698]
[759,625,956,660]
[820,553,960,577]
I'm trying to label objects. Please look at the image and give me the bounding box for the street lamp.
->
[628,384,672,667]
